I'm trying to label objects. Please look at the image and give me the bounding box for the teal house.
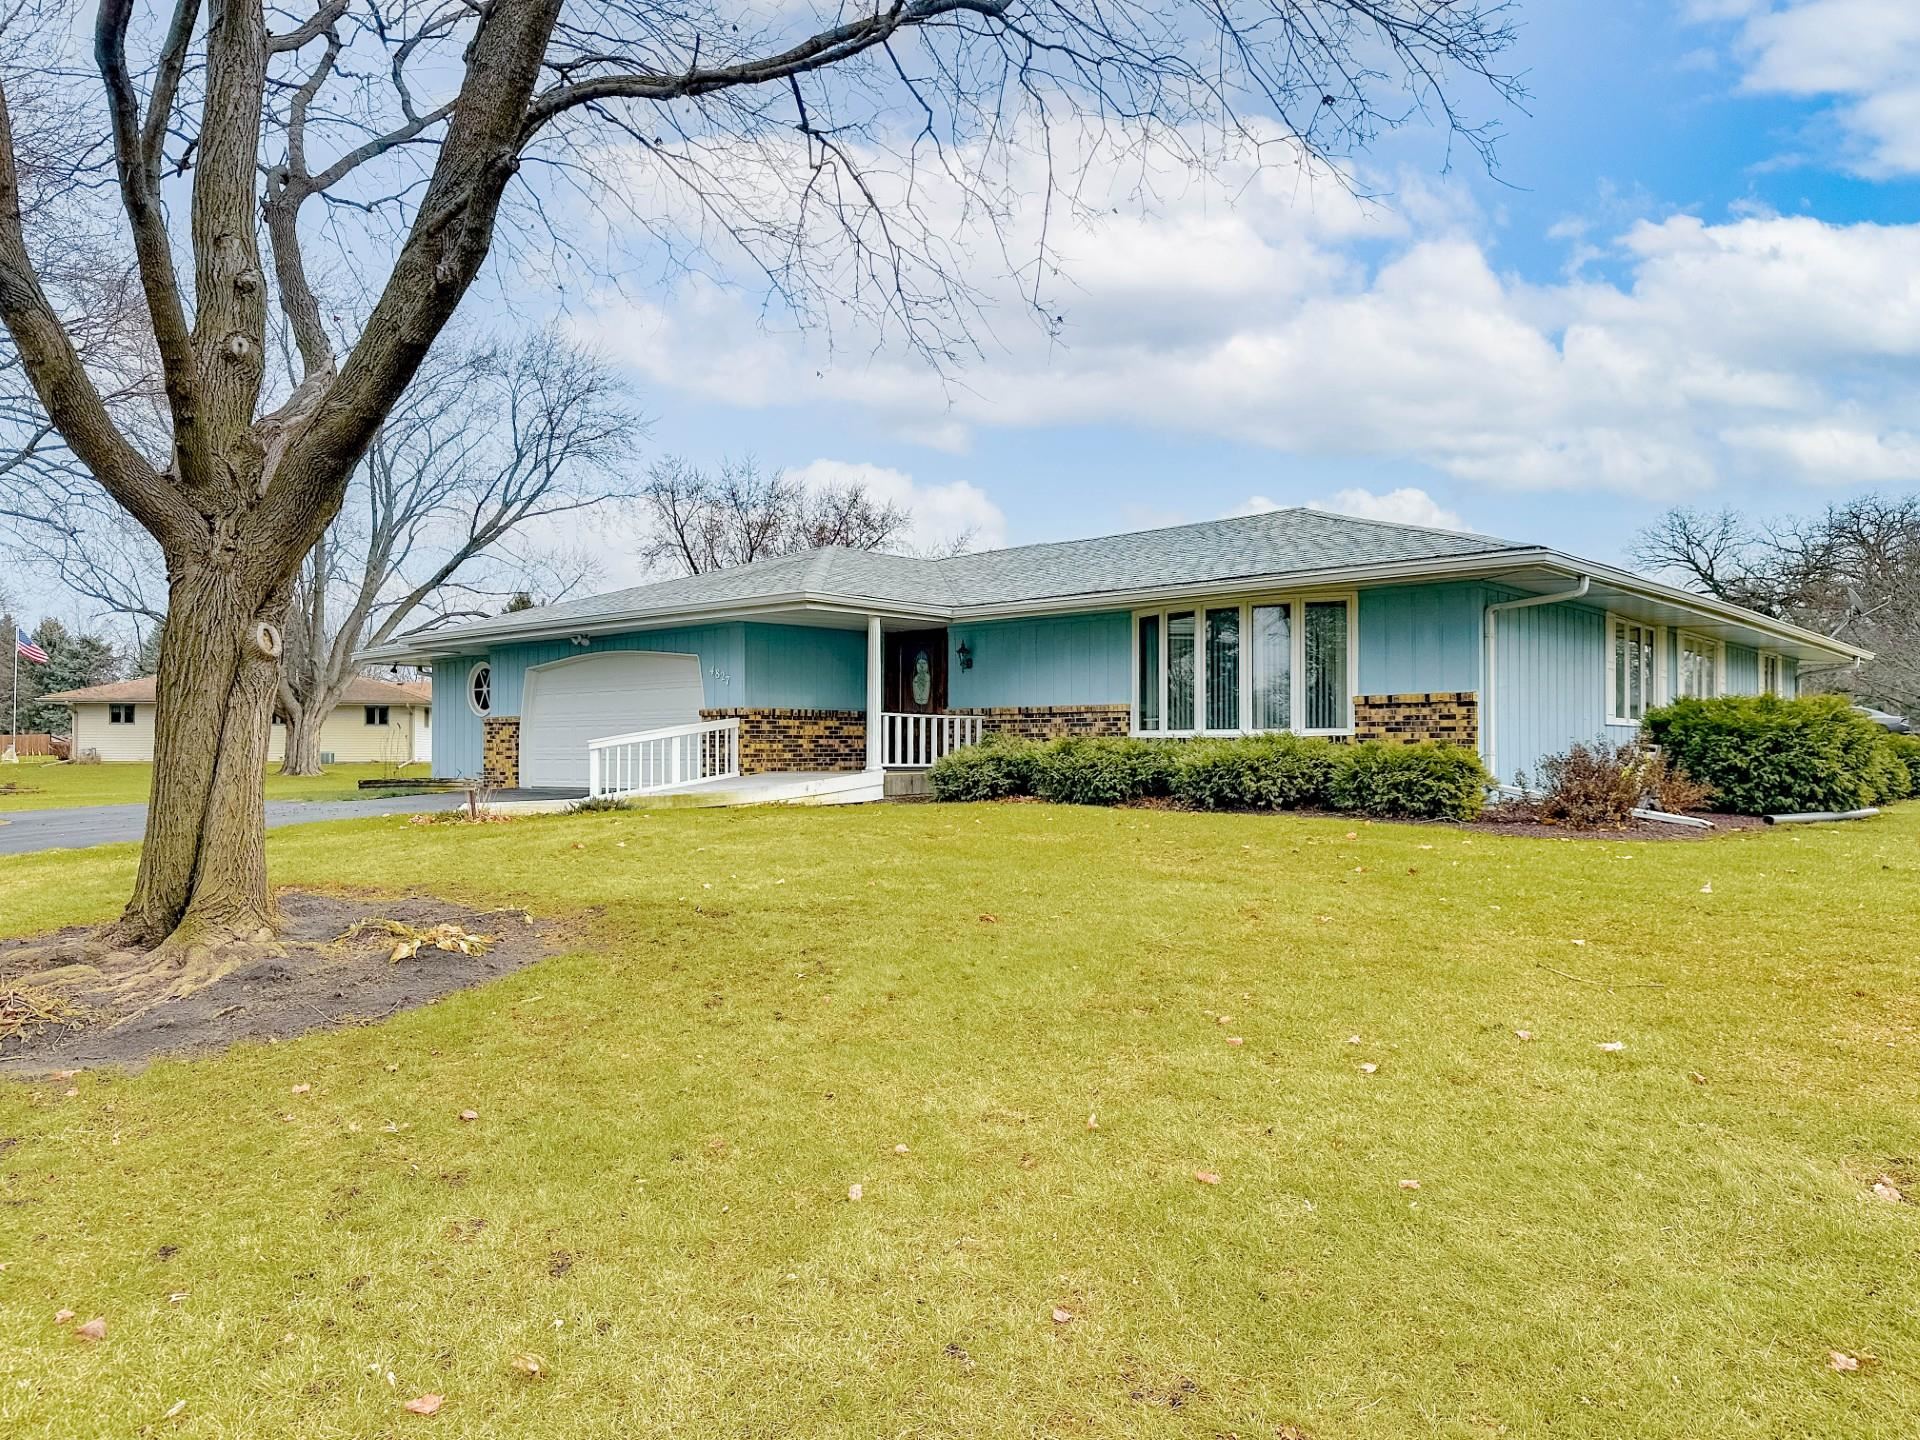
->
[362,509,1866,800]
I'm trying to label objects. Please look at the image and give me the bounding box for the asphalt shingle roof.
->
[406,507,1526,648]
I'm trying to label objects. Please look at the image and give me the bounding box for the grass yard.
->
[2,802,1918,1437]
[0,758,431,811]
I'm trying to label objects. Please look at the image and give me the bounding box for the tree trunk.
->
[278,701,325,776]
[107,558,287,952]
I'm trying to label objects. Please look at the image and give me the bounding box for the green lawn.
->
[0,758,431,811]
[2,803,1917,1437]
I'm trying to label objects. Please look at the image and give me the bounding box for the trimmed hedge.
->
[1641,694,1910,815]
[928,732,1491,820]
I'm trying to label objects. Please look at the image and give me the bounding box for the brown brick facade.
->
[1352,692,1478,748]
[482,715,520,788]
[701,709,867,774]
[952,704,1132,741]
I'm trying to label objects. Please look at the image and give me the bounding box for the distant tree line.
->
[1635,495,1920,715]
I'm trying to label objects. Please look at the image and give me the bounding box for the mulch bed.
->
[1110,796,1765,839]
[0,891,552,1076]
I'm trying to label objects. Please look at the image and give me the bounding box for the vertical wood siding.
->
[947,612,1131,709]
[1356,582,1489,695]
[743,624,866,709]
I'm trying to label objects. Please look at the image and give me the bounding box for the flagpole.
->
[7,620,16,764]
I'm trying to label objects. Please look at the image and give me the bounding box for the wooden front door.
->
[885,629,949,714]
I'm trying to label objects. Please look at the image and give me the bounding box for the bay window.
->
[1133,593,1352,735]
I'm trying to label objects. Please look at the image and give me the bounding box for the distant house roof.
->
[358,505,1870,665]
[43,675,431,706]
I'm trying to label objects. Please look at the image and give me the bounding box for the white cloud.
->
[1709,0,1920,176]
[783,459,1007,554]
[576,130,1920,504]
[1313,487,1468,532]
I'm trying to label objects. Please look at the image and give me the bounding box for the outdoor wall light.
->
[569,635,592,647]
[956,641,973,670]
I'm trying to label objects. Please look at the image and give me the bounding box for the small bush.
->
[1643,695,1909,814]
[1886,732,1920,795]
[1031,736,1175,806]
[927,734,1042,801]
[1533,739,1648,828]
[1327,741,1491,821]
[1167,733,1338,811]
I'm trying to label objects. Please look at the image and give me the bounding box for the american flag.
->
[15,636,48,664]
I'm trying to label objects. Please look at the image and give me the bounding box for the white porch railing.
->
[881,711,984,768]
[589,718,740,799]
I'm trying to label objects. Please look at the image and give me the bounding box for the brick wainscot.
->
[1351,692,1479,749]
[701,709,867,773]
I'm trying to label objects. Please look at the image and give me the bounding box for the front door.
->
[885,629,948,714]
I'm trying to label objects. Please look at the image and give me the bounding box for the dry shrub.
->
[1642,751,1714,814]
[1534,740,1649,828]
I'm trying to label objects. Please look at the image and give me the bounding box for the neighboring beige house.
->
[44,675,432,766]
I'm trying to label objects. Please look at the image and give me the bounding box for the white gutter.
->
[1482,576,1591,783]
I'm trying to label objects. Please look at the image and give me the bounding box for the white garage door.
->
[520,651,706,789]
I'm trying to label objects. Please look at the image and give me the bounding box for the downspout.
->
[1482,576,1591,783]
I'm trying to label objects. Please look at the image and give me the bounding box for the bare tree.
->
[276,328,641,774]
[0,0,1520,973]
[1635,497,1920,711]
[638,455,912,574]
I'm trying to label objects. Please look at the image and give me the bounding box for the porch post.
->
[866,615,884,771]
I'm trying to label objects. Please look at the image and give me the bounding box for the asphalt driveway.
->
[0,792,480,856]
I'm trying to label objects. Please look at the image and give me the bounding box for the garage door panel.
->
[520,652,705,788]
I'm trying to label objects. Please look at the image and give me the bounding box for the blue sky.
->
[556,0,1920,580]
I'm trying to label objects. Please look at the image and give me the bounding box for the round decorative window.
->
[468,661,493,716]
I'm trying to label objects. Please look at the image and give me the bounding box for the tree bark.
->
[109,554,287,951]
[277,702,323,775]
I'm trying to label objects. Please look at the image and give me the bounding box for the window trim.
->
[467,661,493,717]
[364,704,390,727]
[107,703,136,726]
[1131,589,1357,738]
[1676,630,1727,700]
[1605,612,1666,726]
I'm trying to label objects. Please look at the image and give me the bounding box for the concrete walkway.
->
[0,792,484,856]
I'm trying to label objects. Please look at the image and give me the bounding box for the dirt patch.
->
[1474,804,1768,841]
[0,891,552,1076]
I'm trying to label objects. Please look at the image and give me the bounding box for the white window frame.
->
[108,703,136,725]
[1759,650,1785,697]
[467,660,493,717]
[1605,613,1666,726]
[1130,590,1358,738]
[1676,630,1726,700]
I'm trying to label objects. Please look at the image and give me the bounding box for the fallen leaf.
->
[458,1109,478,1122]
[1598,1041,1626,1053]
[403,1393,444,1416]
[291,1084,311,1095]
[53,1308,74,1325]
[1346,1035,1362,1045]
[509,1352,548,1380]
[50,1068,77,1080]
[1215,1015,1231,1025]
[164,1399,186,1419]
[1225,1036,1244,1046]
[1515,1030,1534,1041]
[893,1143,910,1155]
[978,914,998,924]
[1194,1170,1221,1185]
[1570,939,1587,947]
[1358,1062,1378,1074]
[1829,1351,1860,1373]
[1872,1177,1903,1203]
[1086,1113,1098,1131]
[1399,1179,1421,1191]
[1688,1071,1708,1085]
[63,1087,78,1098]
[1051,1306,1074,1324]
[847,1183,863,1201]
[74,1317,106,1342]
[1700,882,1713,894]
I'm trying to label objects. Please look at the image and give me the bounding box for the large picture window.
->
[1608,616,1659,724]
[1133,593,1352,736]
